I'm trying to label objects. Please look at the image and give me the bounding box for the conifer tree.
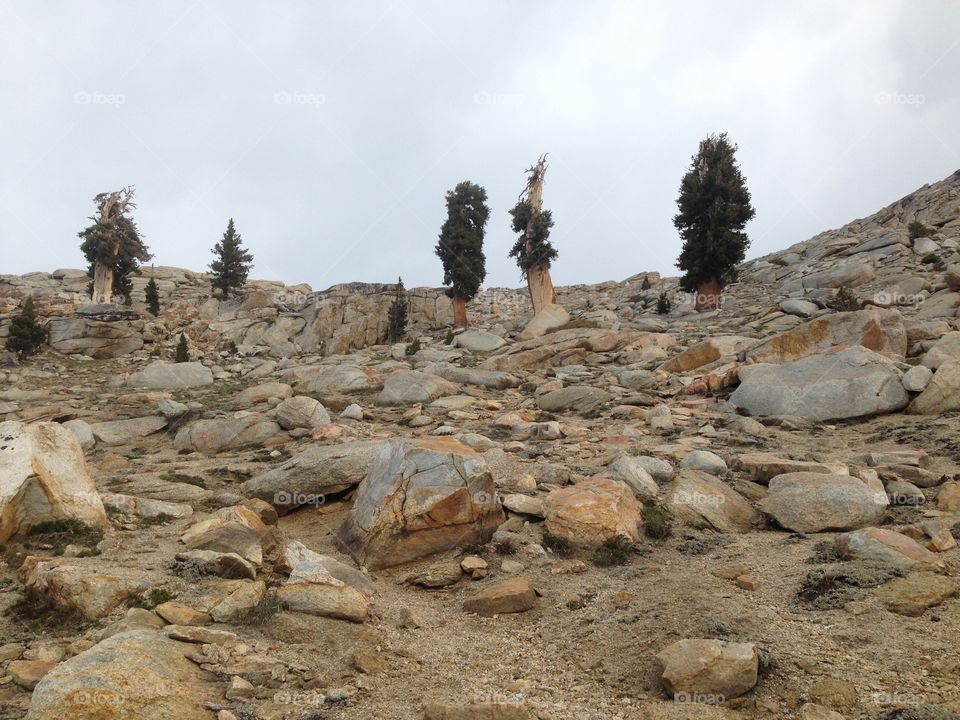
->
[508,155,557,314]
[174,333,190,363]
[79,188,150,305]
[5,297,47,357]
[435,181,489,327]
[674,133,755,311]
[387,277,409,342]
[145,276,161,316]
[210,219,254,298]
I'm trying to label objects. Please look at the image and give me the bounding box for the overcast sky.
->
[2,1,958,291]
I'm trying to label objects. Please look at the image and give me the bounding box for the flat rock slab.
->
[873,573,959,616]
[462,576,537,616]
[126,361,213,389]
[836,527,943,570]
[90,415,167,445]
[731,346,909,421]
[760,472,887,532]
[744,307,904,364]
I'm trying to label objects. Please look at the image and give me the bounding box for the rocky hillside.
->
[0,171,959,720]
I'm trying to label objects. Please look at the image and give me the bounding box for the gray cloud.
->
[1,0,958,291]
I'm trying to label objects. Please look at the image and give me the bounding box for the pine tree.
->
[5,297,47,357]
[210,219,254,299]
[435,181,489,327]
[387,277,409,342]
[674,133,755,311]
[79,188,151,305]
[509,155,558,314]
[174,333,190,363]
[145,276,161,316]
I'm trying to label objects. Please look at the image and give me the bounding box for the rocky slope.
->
[0,171,959,720]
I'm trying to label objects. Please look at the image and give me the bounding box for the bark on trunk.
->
[91,260,114,304]
[528,263,556,314]
[523,155,557,316]
[695,278,723,312]
[452,296,469,328]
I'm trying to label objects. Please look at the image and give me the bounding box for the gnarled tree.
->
[79,188,150,305]
[674,133,755,311]
[509,154,557,315]
[435,181,489,327]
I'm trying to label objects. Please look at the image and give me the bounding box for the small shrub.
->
[921,253,945,270]
[541,531,574,557]
[827,285,859,312]
[444,328,455,345]
[7,588,89,637]
[133,588,176,609]
[656,292,672,315]
[404,338,421,356]
[243,589,282,625]
[5,297,48,357]
[797,560,903,610]
[908,220,935,240]
[174,333,190,362]
[640,276,652,290]
[591,535,635,566]
[641,503,673,539]
[138,513,175,527]
[25,519,104,555]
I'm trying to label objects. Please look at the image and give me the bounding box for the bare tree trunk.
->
[91,261,114,304]
[90,189,134,305]
[695,278,723,311]
[523,155,557,316]
[527,263,556,314]
[452,296,469,328]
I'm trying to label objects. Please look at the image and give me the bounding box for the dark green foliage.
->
[508,200,557,276]
[921,253,945,270]
[78,189,150,304]
[641,503,673,539]
[387,277,409,342]
[7,588,89,637]
[23,519,103,557]
[541,531,574,557]
[5,297,47,357]
[908,220,935,240]
[674,133,755,292]
[404,338,421,356]
[435,181,489,302]
[656,291,672,315]
[797,560,903,610]
[827,285,859,312]
[243,589,282,625]
[210,218,254,298]
[133,588,176,609]
[444,329,455,345]
[591,535,635,566]
[144,276,161,316]
[174,333,190,363]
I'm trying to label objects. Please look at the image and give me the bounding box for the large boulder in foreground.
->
[25,630,215,720]
[744,307,906,364]
[543,477,641,547]
[836,527,942,569]
[666,469,757,534]
[376,369,459,406]
[759,472,887,533]
[173,415,281,454]
[241,440,382,513]
[126,361,213,389]
[730,346,908,421]
[0,421,108,543]
[657,639,759,700]
[337,437,505,569]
